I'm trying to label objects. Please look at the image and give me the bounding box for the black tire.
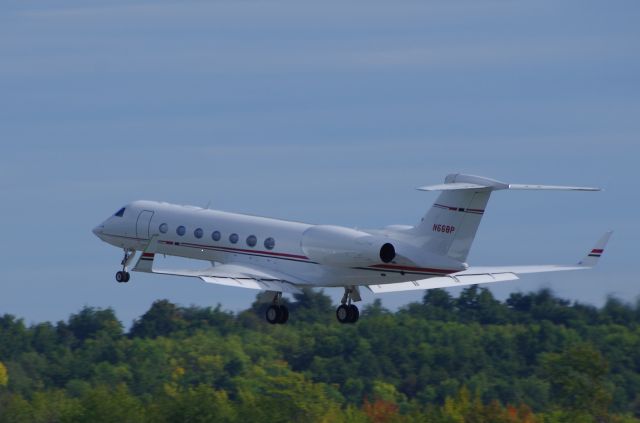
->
[266,305,280,324]
[277,305,289,324]
[115,271,125,283]
[347,304,359,323]
[336,304,350,324]
[124,272,130,283]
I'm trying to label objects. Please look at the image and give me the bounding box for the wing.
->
[369,231,612,294]
[131,237,303,294]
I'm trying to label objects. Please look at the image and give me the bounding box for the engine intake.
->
[379,243,395,263]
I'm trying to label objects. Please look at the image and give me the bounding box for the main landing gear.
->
[336,286,360,324]
[115,249,135,283]
[265,292,289,324]
[263,287,361,325]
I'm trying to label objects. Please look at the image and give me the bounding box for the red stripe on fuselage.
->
[156,239,457,275]
[434,204,485,214]
[166,240,309,260]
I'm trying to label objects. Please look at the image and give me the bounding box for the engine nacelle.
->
[301,225,396,267]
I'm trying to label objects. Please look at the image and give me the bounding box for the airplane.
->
[92,173,611,324]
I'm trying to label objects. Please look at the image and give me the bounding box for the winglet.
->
[578,231,613,267]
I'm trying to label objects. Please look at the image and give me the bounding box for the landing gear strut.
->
[336,286,360,324]
[115,249,134,283]
[265,292,289,324]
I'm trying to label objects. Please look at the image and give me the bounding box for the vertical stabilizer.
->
[413,188,491,262]
[413,173,601,263]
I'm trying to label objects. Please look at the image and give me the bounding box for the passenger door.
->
[136,210,154,239]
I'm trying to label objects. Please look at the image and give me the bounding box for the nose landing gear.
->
[115,270,130,283]
[115,249,135,283]
[336,286,360,324]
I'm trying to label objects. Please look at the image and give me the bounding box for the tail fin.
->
[413,174,600,263]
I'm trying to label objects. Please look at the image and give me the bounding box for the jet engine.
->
[301,225,396,267]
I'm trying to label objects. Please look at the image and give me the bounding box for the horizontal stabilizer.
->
[417,174,600,192]
[417,182,491,191]
[507,184,600,191]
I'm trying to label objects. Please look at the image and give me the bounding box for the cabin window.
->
[212,231,221,241]
[159,223,168,233]
[177,226,186,236]
[194,228,203,239]
[114,207,125,217]
[246,235,257,247]
[264,237,275,250]
[229,233,239,244]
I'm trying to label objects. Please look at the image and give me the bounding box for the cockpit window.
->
[114,207,126,217]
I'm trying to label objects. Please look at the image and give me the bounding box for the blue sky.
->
[1,0,638,327]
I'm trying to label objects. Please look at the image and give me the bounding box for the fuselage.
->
[92,201,461,287]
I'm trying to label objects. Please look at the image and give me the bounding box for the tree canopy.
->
[1,286,640,422]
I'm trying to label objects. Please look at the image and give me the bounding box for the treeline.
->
[1,286,640,422]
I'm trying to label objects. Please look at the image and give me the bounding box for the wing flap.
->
[152,267,304,294]
[368,272,518,293]
[199,276,303,294]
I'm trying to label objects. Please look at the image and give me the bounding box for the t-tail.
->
[412,174,600,263]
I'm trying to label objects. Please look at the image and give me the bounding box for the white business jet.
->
[93,174,611,325]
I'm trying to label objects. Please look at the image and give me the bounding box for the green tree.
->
[455,286,507,324]
[541,343,612,419]
[29,390,83,423]
[288,288,334,323]
[80,384,145,423]
[0,394,33,423]
[362,299,390,318]
[130,300,186,338]
[0,361,8,387]
[422,288,455,320]
[0,315,30,359]
[30,323,58,354]
[151,384,235,423]
[66,306,123,342]
[601,296,635,326]
[181,304,236,334]
[235,362,342,422]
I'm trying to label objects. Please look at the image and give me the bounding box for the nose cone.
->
[92,225,104,238]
